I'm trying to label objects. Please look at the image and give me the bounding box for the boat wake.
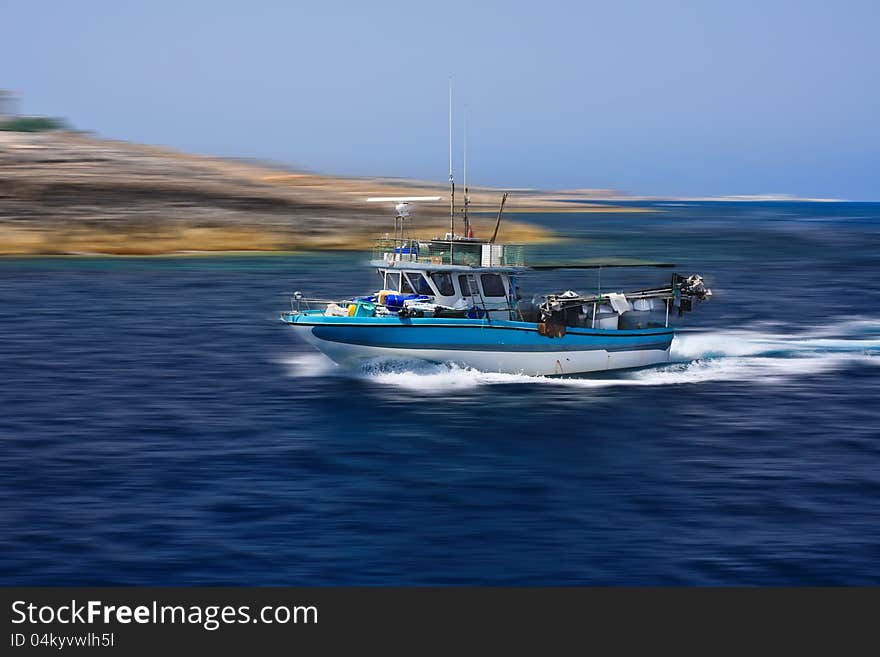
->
[280,319,880,391]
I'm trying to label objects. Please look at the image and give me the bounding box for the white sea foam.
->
[670,320,880,360]
[352,353,866,392]
[280,318,879,391]
[278,352,339,378]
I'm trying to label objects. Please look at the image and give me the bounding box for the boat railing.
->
[372,238,525,267]
[282,291,517,321]
[285,292,348,315]
[285,294,390,317]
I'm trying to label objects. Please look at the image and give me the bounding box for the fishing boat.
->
[280,85,712,376]
[280,196,711,376]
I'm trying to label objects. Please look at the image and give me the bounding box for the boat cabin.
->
[370,236,526,319]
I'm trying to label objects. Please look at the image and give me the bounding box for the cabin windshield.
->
[383,270,436,296]
[379,267,514,306]
[383,272,400,291]
[430,272,455,296]
[399,272,432,295]
[412,273,435,296]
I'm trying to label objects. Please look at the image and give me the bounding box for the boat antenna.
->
[448,77,455,238]
[490,192,509,243]
[464,105,471,237]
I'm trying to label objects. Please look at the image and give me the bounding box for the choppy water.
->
[1,201,879,584]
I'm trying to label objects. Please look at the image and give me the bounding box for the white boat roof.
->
[370,260,524,274]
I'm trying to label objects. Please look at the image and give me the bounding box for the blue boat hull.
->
[283,314,674,376]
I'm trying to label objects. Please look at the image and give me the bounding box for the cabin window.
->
[400,273,415,294]
[430,272,455,296]
[509,276,520,301]
[401,272,431,295]
[480,274,506,297]
[384,272,401,291]
[458,275,472,295]
[413,273,435,296]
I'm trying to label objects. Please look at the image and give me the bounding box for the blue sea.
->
[1,201,879,585]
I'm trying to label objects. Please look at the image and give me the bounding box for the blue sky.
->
[3,0,878,198]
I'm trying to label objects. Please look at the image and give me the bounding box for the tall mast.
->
[448,77,455,238]
[463,107,469,236]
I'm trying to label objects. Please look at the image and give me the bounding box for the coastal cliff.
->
[0,131,570,255]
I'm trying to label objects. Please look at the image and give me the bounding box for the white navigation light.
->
[367,196,441,220]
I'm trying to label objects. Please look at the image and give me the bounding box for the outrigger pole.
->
[528,262,677,270]
[490,192,509,243]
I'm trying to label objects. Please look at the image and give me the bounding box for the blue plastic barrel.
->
[384,294,405,309]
